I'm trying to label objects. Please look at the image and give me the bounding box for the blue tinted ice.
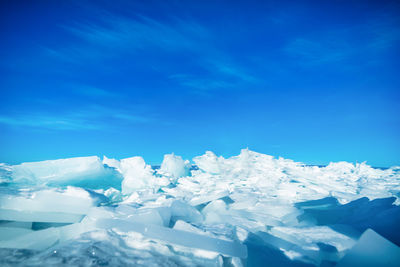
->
[0,149,399,266]
[337,229,400,267]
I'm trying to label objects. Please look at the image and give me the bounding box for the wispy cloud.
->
[44,9,262,92]
[57,13,209,59]
[0,105,153,131]
[208,60,258,83]
[0,115,99,131]
[169,74,235,92]
[284,16,400,67]
[112,113,150,123]
[69,84,119,98]
[284,38,347,65]
[168,62,259,93]
[365,17,400,50]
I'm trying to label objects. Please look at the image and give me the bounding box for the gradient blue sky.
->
[0,0,399,166]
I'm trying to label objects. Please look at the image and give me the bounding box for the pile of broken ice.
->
[1,149,400,266]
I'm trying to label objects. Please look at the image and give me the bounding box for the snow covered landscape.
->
[1,149,399,266]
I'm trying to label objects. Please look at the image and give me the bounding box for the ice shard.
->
[337,229,400,267]
[189,190,230,206]
[0,150,399,265]
[10,156,121,189]
[159,153,190,179]
[119,156,156,194]
[0,227,60,250]
[96,218,248,258]
[0,187,94,223]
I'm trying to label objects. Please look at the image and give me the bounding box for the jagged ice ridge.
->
[0,149,400,266]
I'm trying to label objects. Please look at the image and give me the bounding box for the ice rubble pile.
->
[1,149,400,266]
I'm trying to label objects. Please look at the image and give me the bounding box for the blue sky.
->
[0,0,399,166]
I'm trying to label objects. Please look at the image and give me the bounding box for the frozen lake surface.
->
[1,149,399,266]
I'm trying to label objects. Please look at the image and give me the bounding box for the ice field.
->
[0,149,400,266]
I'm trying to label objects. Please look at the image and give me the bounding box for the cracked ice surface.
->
[0,149,400,266]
